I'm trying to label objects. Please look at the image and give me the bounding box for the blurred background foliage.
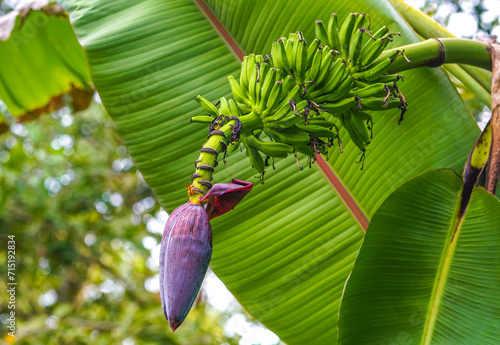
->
[0,100,243,344]
[0,0,498,344]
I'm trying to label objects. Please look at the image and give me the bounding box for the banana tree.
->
[1,0,499,344]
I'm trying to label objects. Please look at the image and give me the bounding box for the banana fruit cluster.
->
[192,13,410,178]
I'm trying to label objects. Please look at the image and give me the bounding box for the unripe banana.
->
[307,117,336,128]
[277,39,291,73]
[228,99,241,117]
[195,95,220,117]
[347,83,388,98]
[296,146,316,158]
[246,135,293,158]
[348,110,370,145]
[359,36,391,67]
[374,74,404,83]
[354,51,399,81]
[228,75,250,106]
[287,33,299,73]
[265,80,282,113]
[349,28,366,67]
[358,97,400,110]
[315,20,330,48]
[245,54,256,87]
[319,60,347,94]
[327,13,341,51]
[321,97,357,115]
[314,76,355,103]
[240,56,250,89]
[314,49,338,86]
[307,38,321,69]
[348,14,366,63]
[306,47,324,81]
[259,67,276,110]
[280,75,295,99]
[247,143,265,173]
[296,123,338,138]
[296,39,308,82]
[339,13,358,59]
[264,126,311,146]
[190,116,214,124]
[219,97,230,117]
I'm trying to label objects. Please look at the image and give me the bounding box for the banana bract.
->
[159,180,252,331]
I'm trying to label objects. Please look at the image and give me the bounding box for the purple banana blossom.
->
[160,179,253,331]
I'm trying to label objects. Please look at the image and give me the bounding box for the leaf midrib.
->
[421,189,466,345]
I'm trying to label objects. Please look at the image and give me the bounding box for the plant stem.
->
[381,38,492,73]
[189,112,262,204]
[390,0,492,91]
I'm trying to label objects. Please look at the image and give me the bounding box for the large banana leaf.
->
[0,3,91,119]
[338,169,500,344]
[58,0,480,343]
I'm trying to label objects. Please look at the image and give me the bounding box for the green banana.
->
[264,126,311,146]
[296,123,338,138]
[315,20,330,48]
[347,83,388,98]
[228,75,250,105]
[349,28,365,67]
[348,110,370,145]
[338,13,358,59]
[246,135,293,158]
[190,116,214,124]
[321,97,357,115]
[359,36,391,67]
[314,49,337,86]
[295,39,308,82]
[307,38,321,69]
[313,76,355,103]
[240,55,250,89]
[358,96,400,110]
[306,47,324,81]
[247,143,265,173]
[277,39,291,73]
[295,145,315,158]
[219,97,230,117]
[353,50,399,81]
[228,99,241,117]
[327,13,341,51]
[259,67,276,110]
[320,60,347,94]
[195,95,219,117]
[266,80,283,113]
[348,14,366,64]
[374,74,404,83]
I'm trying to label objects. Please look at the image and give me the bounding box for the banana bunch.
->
[191,13,411,177]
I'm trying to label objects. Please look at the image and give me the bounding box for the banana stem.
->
[189,112,262,204]
[380,38,492,73]
[390,0,492,92]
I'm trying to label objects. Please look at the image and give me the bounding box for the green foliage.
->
[0,6,92,118]
[339,169,500,344]
[0,103,239,344]
[57,0,482,343]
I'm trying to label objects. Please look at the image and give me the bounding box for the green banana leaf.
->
[0,4,92,118]
[57,0,480,343]
[338,169,500,344]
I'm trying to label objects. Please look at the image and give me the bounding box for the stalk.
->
[189,112,262,204]
[390,0,492,91]
[379,38,492,73]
